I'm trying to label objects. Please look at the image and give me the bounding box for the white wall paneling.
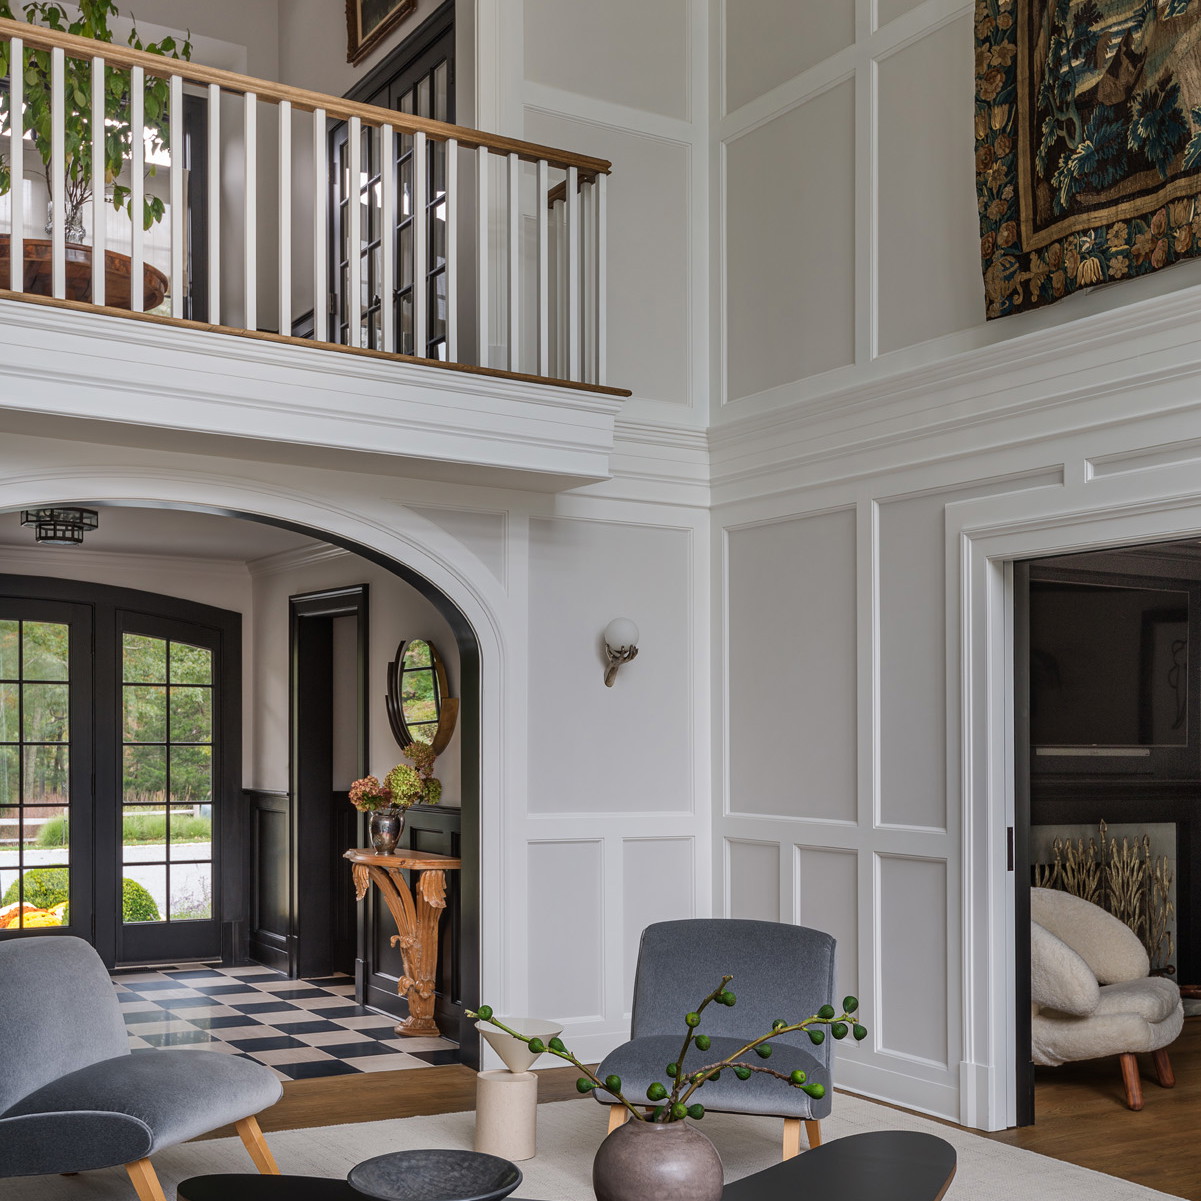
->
[725,508,857,821]
[526,840,606,1021]
[725,838,781,921]
[621,837,697,1003]
[794,844,859,1003]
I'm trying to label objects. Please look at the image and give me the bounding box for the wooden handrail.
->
[0,16,613,175]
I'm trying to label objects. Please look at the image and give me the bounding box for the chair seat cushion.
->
[1095,976,1180,1024]
[593,1034,832,1120]
[3,1049,282,1152]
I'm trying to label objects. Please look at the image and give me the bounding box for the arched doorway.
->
[0,487,501,1069]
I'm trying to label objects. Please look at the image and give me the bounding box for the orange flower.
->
[1151,208,1168,236]
[1152,238,1169,269]
[998,220,1018,247]
[978,68,1005,102]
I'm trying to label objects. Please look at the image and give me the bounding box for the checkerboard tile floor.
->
[111,964,459,1081]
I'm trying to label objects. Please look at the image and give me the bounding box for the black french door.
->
[0,577,241,967]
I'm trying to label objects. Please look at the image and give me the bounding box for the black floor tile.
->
[185,1014,266,1030]
[354,1025,402,1040]
[252,986,331,1000]
[406,1049,461,1065]
[123,1010,174,1024]
[222,1035,306,1052]
[192,983,254,996]
[266,1019,344,1034]
[277,1060,360,1079]
[307,1004,371,1019]
[164,968,225,979]
[157,995,222,1009]
[319,1040,399,1058]
[122,980,186,991]
[232,1001,303,1014]
[304,976,354,986]
[141,1029,213,1047]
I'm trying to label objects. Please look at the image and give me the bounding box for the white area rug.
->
[5,1093,1180,1200]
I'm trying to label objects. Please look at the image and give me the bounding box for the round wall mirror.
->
[386,637,458,754]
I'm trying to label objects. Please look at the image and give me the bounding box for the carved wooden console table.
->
[344,847,462,1037]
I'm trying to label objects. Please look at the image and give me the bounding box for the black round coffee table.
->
[177,1178,358,1201]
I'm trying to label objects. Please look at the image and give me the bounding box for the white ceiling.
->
[0,505,325,564]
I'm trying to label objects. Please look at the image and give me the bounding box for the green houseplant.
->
[0,0,192,237]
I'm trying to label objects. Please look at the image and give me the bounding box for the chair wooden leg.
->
[1119,1052,1144,1111]
[125,1159,168,1201]
[236,1115,281,1175]
[1153,1048,1176,1089]
[782,1118,802,1159]
[607,1105,628,1134]
[804,1119,822,1149]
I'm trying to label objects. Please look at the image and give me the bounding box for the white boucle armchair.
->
[1030,886,1183,1110]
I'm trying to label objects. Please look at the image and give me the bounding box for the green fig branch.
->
[468,978,867,1124]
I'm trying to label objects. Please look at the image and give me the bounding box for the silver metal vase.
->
[369,806,405,854]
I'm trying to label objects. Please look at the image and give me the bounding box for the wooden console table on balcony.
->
[344,847,462,1037]
[0,234,168,311]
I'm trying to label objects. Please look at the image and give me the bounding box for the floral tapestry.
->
[976,0,1201,318]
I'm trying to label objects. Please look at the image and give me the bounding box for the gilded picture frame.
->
[346,0,417,66]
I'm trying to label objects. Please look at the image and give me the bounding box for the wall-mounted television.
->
[1029,573,1199,777]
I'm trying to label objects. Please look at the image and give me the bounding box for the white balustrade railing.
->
[0,17,613,390]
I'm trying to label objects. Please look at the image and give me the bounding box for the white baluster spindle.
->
[207,82,221,324]
[507,151,520,372]
[50,46,65,299]
[277,99,291,335]
[445,137,458,362]
[90,55,105,306]
[380,123,395,353]
[313,106,328,342]
[596,170,608,386]
[129,65,144,313]
[169,73,183,317]
[413,130,428,358]
[566,165,580,381]
[346,116,361,348]
[476,144,489,367]
[537,158,549,377]
[9,37,24,293]
[243,91,257,331]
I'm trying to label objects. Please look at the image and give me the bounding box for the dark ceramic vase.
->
[369,806,405,854]
[592,1116,723,1201]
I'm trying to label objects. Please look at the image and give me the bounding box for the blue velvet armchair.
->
[594,919,838,1159]
[0,936,284,1200]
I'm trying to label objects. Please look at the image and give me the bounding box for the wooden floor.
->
[210,1023,1201,1199]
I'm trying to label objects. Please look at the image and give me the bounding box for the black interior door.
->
[1014,560,1035,1126]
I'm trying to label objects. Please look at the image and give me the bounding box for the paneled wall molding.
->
[0,299,627,488]
[525,84,698,146]
[711,283,1201,501]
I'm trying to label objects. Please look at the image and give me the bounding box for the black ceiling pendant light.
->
[20,507,100,546]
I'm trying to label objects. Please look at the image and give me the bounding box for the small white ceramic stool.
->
[474,1068,539,1160]
[472,1017,563,1162]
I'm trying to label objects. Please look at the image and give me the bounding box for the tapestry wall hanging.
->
[976,0,1201,318]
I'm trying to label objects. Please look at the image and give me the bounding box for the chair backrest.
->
[1030,887,1149,984]
[0,936,129,1115]
[630,919,837,1070]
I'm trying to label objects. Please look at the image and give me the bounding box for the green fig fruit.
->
[771,1019,788,1031]
[687,1104,704,1119]
[576,1078,596,1093]
[476,1005,493,1020]
[666,1062,679,1077]
[671,1103,688,1120]
[605,1074,622,1092]
[802,1082,826,1099]
[720,991,737,1006]
[695,1034,711,1051]
[789,1069,807,1085]
[685,1011,702,1027]
[755,1042,772,1058]
[808,1029,825,1045]
[831,1022,848,1040]
[818,1004,836,1020]
[647,1082,668,1101]
[843,996,859,1014]
[549,1037,566,1053]
[734,1065,752,1080]
[527,1037,546,1054]
[853,1024,868,1041]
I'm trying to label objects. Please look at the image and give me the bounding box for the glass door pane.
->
[0,619,75,931]
[120,635,215,930]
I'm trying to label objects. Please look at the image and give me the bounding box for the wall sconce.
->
[20,507,99,546]
[603,618,639,687]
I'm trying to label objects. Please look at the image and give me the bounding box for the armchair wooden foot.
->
[1119,1052,1144,1111]
[1152,1048,1176,1089]
[125,1159,168,1201]
[607,1105,627,1134]
[782,1118,822,1159]
[236,1115,281,1174]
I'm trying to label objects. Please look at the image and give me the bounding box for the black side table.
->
[178,1178,358,1201]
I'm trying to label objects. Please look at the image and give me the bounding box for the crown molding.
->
[246,541,351,578]
[0,542,251,576]
[710,281,1201,502]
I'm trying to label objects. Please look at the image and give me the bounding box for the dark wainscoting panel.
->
[362,803,464,1046]
[247,789,292,972]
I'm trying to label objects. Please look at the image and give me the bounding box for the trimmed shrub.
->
[2,869,162,923]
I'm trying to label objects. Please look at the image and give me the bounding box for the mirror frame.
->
[386,637,459,755]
